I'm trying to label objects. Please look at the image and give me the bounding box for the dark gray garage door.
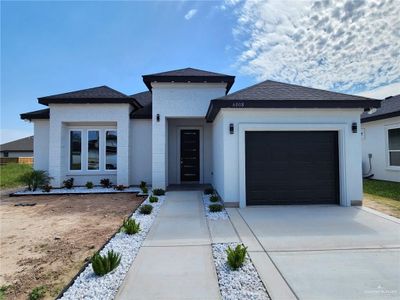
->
[245,131,339,205]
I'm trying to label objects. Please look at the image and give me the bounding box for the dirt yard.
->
[0,192,144,299]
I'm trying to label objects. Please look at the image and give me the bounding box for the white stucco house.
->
[21,68,381,207]
[361,94,400,182]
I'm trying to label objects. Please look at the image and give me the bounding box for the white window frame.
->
[87,129,101,171]
[68,129,83,172]
[385,124,400,170]
[104,129,118,171]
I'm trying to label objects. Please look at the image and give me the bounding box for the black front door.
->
[180,129,200,182]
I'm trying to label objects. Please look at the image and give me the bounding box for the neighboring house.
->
[20,68,381,207]
[361,94,400,182]
[0,136,33,158]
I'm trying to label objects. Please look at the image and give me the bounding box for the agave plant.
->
[226,244,247,270]
[91,250,121,276]
[122,218,140,235]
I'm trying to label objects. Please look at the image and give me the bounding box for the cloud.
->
[357,81,400,99]
[184,9,198,20]
[229,0,400,94]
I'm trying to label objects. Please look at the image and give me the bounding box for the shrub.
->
[152,188,165,196]
[100,178,112,188]
[63,178,74,189]
[141,186,148,194]
[29,286,46,300]
[114,185,125,191]
[42,184,52,193]
[210,194,219,202]
[85,181,94,189]
[204,187,214,195]
[139,204,153,215]
[19,170,52,191]
[122,218,140,235]
[140,181,147,189]
[91,250,121,276]
[149,195,158,203]
[226,244,248,270]
[209,204,223,212]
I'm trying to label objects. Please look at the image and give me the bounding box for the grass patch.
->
[0,163,33,189]
[0,285,10,300]
[363,179,400,201]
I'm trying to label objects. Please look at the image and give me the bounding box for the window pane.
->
[88,131,99,170]
[106,130,117,170]
[70,131,81,170]
[389,152,400,166]
[388,128,400,150]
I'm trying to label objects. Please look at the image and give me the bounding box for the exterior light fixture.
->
[352,122,357,133]
[229,123,234,134]
[156,114,160,122]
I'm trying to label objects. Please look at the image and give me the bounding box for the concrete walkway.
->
[116,191,222,300]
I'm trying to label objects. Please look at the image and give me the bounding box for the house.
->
[20,67,381,207]
[0,136,33,158]
[361,94,400,182]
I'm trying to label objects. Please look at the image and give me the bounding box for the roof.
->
[142,67,235,93]
[20,108,50,121]
[38,86,141,107]
[361,94,400,123]
[0,136,33,152]
[130,91,152,119]
[206,80,381,122]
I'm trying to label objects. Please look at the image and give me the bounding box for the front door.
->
[180,129,200,182]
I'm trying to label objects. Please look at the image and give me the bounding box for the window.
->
[105,130,117,170]
[70,131,82,170]
[388,128,400,167]
[88,130,99,170]
[3,152,8,158]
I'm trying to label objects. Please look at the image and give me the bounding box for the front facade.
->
[21,68,381,207]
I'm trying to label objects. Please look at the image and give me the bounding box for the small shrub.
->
[19,170,52,191]
[149,195,158,203]
[41,184,52,193]
[91,250,121,276]
[209,204,223,212]
[0,285,10,299]
[63,178,74,189]
[226,244,248,270]
[141,186,148,194]
[152,188,165,196]
[100,178,112,188]
[209,194,219,202]
[139,204,153,215]
[114,185,125,191]
[29,286,46,300]
[122,218,140,235]
[204,187,214,195]
[85,181,94,189]
[140,181,147,189]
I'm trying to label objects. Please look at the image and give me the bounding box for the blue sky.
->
[1,0,399,143]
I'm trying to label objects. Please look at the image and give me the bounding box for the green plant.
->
[149,195,158,203]
[41,184,52,193]
[141,186,148,194]
[122,218,140,235]
[29,286,46,300]
[140,181,147,189]
[100,178,112,188]
[139,204,153,214]
[0,285,10,300]
[85,181,94,189]
[114,185,125,191]
[209,204,223,212]
[91,250,121,276]
[204,187,214,195]
[152,188,165,196]
[226,244,248,270]
[63,178,74,189]
[210,194,219,202]
[19,170,52,191]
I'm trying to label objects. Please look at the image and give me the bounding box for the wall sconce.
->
[229,123,234,134]
[352,122,357,133]
[156,114,160,122]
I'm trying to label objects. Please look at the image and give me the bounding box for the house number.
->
[232,102,245,108]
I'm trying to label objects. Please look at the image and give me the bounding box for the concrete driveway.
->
[227,205,400,300]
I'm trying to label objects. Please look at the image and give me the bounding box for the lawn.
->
[363,179,400,218]
[0,163,32,189]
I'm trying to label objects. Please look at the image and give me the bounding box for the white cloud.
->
[357,81,400,99]
[184,9,198,20]
[0,128,33,144]
[229,0,400,94]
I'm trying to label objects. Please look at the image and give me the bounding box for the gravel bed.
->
[13,186,141,195]
[59,195,165,300]
[203,194,229,220]
[212,243,269,300]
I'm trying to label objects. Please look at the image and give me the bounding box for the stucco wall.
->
[213,108,364,207]
[130,119,152,185]
[33,120,49,171]
[361,116,400,182]
[212,113,225,199]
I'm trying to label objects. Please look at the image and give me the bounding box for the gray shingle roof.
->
[361,94,400,122]
[0,136,33,152]
[20,108,50,120]
[130,91,152,119]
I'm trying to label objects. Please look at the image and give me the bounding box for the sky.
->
[1,0,399,144]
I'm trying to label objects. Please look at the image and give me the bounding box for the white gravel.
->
[59,195,165,300]
[13,186,141,195]
[202,194,229,220]
[212,243,269,300]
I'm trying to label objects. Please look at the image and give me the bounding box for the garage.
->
[245,131,339,205]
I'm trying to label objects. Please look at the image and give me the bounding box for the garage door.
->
[245,131,339,205]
